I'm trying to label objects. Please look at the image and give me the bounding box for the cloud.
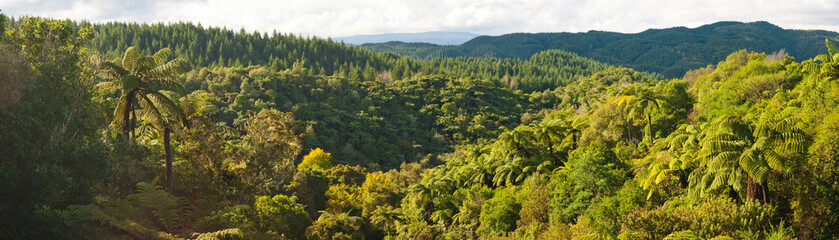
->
[2,0,838,37]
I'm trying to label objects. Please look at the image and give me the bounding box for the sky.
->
[2,0,838,38]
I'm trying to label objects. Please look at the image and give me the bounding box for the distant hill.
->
[334,31,479,45]
[362,21,839,78]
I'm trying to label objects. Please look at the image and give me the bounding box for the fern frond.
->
[815,54,831,64]
[663,230,702,240]
[122,46,142,73]
[100,61,129,79]
[764,150,786,171]
[113,94,130,128]
[193,228,243,240]
[138,94,168,127]
[827,39,838,58]
[153,48,173,66]
[131,182,181,233]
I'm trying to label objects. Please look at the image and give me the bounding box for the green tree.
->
[254,194,312,239]
[299,148,333,173]
[1,17,105,239]
[239,109,302,195]
[478,187,521,237]
[305,212,365,240]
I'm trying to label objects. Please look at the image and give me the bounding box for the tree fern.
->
[131,182,182,232]
[689,113,806,202]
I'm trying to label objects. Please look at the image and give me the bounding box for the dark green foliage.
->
[254,194,312,239]
[0,17,107,239]
[585,180,646,237]
[364,21,839,78]
[186,66,544,170]
[550,146,626,224]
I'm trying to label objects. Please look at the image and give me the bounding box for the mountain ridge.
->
[334,31,479,45]
[361,21,839,78]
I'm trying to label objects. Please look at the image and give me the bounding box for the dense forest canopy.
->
[3,14,839,240]
[363,21,839,78]
[81,21,616,93]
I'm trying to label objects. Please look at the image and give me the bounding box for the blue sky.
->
[2,0,838,37]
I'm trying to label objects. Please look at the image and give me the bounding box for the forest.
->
[362,21,839,78]
[2,14,839,240]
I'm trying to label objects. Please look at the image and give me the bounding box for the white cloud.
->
[2,0,838,37]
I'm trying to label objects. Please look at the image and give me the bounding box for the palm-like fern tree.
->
[96,46,186,140]
[636,124,704,198]
[97,47,187,191]
[690,115,805,202]
[614,86,664,146]
[137,91,190,191]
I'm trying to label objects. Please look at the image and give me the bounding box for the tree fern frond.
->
[100,61,129,79]
[611,95,639,106]
[764,150,786,171]
[663,230,702,240]
[827,39,838,58]
[147,91,186,117]
[131,182,181,232]
[152,48,173,67]
[802,61,820,73]
[815,54,831,64]
[113,94,130,127]
[193,228,243,240]
[122,46,142,73]
[95,81,120,94]
[709,172,728,191]
[138,94,168,127]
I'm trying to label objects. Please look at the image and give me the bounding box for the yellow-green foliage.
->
[663,230,703,240]
[325,183,362,214]
[298,148,333,173]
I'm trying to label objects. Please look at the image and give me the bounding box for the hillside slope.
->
[362,21,839,77]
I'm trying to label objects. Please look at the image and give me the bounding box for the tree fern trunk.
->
[122,91,134,140]
[648,112,653,147]
[747,177,767,203]
[130,109,136,141]
[164,126,173,192]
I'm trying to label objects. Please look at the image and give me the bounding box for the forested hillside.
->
[85,22,614,93]
[363,21,839,78]
[3,15,839,240]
